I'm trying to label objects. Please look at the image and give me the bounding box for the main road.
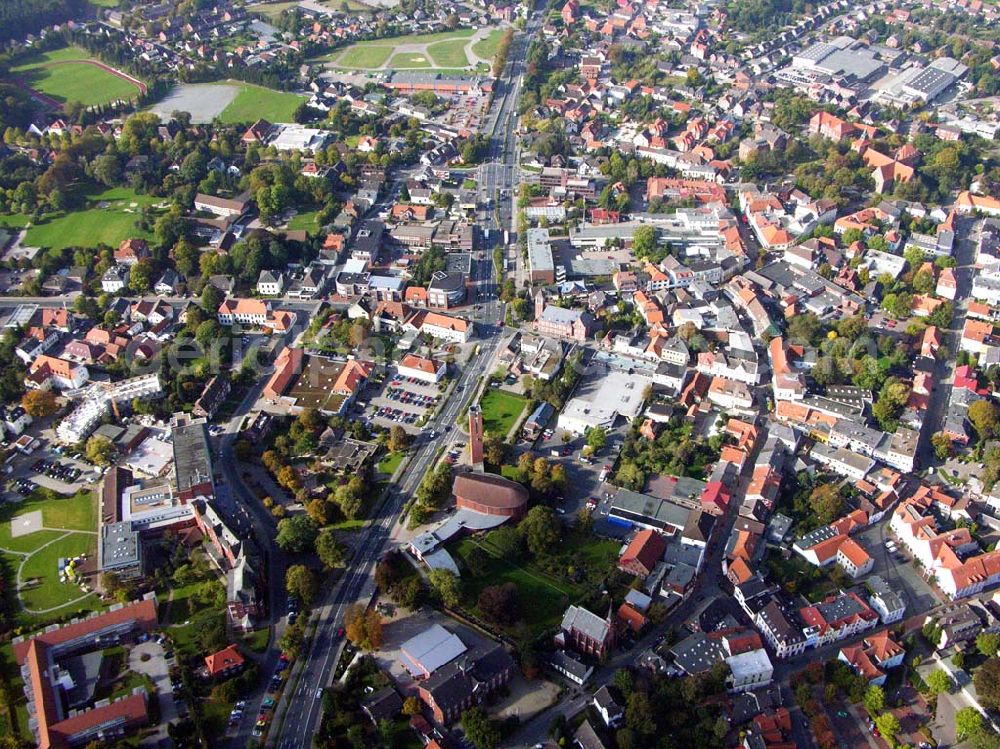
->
[265,15,537,748]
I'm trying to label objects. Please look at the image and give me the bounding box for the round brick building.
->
[453,472,529,520]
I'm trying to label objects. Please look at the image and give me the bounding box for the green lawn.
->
[322,28,480,68]
[451,538,578,633]
[389,53,432,68]
[17,185,159,251]
[427,40,471,68]
[0,214,29,230]
[256,0,370,16]
[162,580,205,626]
[244,628,270,652]
[471,29,504,61]
[0,488,96,552]
[19,532,97,611]
[377,451,405,477]
[217,83,306,124]
[287,209,320,231]
[11,46,143,107]
[333,43,394,69]
[479,389,527,438]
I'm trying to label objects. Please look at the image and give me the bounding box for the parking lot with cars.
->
[368,375,442,434]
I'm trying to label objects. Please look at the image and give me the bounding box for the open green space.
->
[256,0,371,17]
[9,185,160,252]
[10,46,142,107]
[0,214,30,230]
[377,451,405,477]
[389,53,431,68]
[336,44,394,69]
[471,29,504,61]
[218,82,306,124]
[162,579,205,626]
[287,209,321,231]
[427,40,471,68]
[18,531,97,611]
[479,389,527,437]
[320,28,479,68]
[451,537,577,632]
[0,488,96,552]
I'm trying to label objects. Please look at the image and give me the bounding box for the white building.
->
[257,270,285,296]
[397,353,446,384]
[725,649,774,693]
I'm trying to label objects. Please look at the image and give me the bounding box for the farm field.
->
[10,46,143,107]
[0,489,102,622]
[11,185,160,251]
[479,388,527,438]
[218,82,306,124]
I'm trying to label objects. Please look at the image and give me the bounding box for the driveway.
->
[129,640,177,744]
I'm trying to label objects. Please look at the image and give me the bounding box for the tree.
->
[477,582,520,626]
[21,389,58,418]
[129,262,153,293]
[387,425,409,453]
[429,568,462,608]
[275,515,319,553]
[343,603,383,650]
[926,669,953,696]
[808,483,843,526]
[518,506,560,556]
[461,707,501,749]
[979,632,1000,657]
[956,707,984,741]
[488,525,525,561]
[279,619,306,655]
[863,685,885,716]
[201,283,223,314]
[586,427,608,453]
[632,225,657,258]
[787,312,822,345]
[285,565,317,607]
[483,434,507,467]
[316,529,348,570]
[931,431,954,461]
[85,436,115,466]
[971,400,1000,440]
[402,696,422,716]
[976,659,1000,711]
[874,713,901,746]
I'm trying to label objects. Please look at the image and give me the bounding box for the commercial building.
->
[427,271,467,309]
[557,368,652,434]
[527,228,556,284]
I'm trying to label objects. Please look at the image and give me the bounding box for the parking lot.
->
[513,422,627,529]
[368,375,442,434]
[4,443,99,500]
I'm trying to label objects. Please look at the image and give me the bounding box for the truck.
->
[484,229,490,241]
[503,229,509,245]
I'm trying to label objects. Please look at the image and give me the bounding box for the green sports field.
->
[14,185,159,251]
[218,82,306,124]
[11,46,143,107]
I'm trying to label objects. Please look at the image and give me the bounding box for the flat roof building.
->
[527,228,556,284]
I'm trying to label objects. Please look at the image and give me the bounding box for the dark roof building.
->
[171,415,214,502]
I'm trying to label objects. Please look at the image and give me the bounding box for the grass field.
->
[427,40,471,67]
[287,209,320,231]
[451,537,578,632]
[0,489,100,618]
[471,29,504,61]
[14,185,159,251]
[11,46,142,107]
[377,451,405,477]
[322,28,479,69]
[479,389,527,438]
[256,0,371,17]
[217,82,306,124]
[389,53,431,68]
